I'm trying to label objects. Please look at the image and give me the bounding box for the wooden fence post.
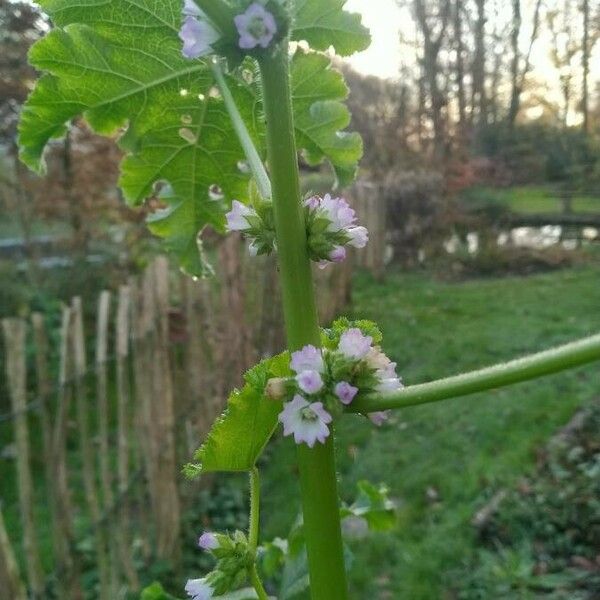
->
[115,285,139,590]
[52,305,83,599]
[2,318,44,598]
[94,291,120,595]
[0,504,27,600]
[131,271,159,560]
[352,181,386,279]
[70,297,112,600]
[151,257,181,562]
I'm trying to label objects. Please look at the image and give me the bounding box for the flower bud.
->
[265,377,288,400]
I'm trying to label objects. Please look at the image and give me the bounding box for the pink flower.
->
[296,370,324,395]
[347,226,369,248]
[279,395,332,448]
[198,532,218,550]
[179,15,219,59]
[185,578,214,600]
[304,195,321,210]
[290,345,324,374]
[225,200,254,232]
[329,245,347,263]
[234,2,277,49]
[338,328,373,360]
[369,411,390,427]
[320,194,356,232]
[335,381,358,405]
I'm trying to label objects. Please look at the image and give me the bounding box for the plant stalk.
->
[258,48,348,599]
[352,332,600,413]
[248,467,260,552]
[211,61,272,200]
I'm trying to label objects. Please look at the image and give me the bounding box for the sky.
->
[345,0,405,79]
[344,0,600,83]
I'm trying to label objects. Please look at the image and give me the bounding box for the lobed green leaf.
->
[186,352,290,475]
[18,0,365,273]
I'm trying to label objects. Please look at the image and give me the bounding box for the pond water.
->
[445,226,599,255]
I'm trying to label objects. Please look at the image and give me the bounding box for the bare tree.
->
[411,0,453,158]
[507,0,544,128]
[582,0,590,133]
[471,0,488,127]
[547,1,579,127]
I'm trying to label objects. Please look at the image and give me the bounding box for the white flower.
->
[225,200,255,232]
[278,395,332,448]
[320,194,357,232]
[290,345,324,374]
[347,226,369,248]
[338,328,373,360]
[185,578,214,600]
[296,370,324,395]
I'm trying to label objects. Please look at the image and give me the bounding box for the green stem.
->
[211,61,272,200]
[351,332,600,413]
[258,48,348,599]
[248,467,260,552]
[249,564,269,600]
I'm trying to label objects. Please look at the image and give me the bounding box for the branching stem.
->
[351,332,600,413]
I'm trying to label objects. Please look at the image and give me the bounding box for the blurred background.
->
[0,0,599,598]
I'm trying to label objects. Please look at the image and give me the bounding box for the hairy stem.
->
[212,61,272,200]
[351,332,600,413]
[248,467,260,552]
[258,48,348,599]
[249,564,269,600]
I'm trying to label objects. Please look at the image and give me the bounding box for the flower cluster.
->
[224,193,369,266]
[274,321,402,448]
[179,1,279,59]
[225,199,276,256]
[305,194,369,268]
[185,531,253,599]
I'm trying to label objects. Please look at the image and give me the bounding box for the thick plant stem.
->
[258,48,348,599]
[352,332,600,413]
[248,467,260,552]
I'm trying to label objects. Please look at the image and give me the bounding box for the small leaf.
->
[292,0,371,57]
[187,353,290,475]
[344,481,397,532]
[140,582,183,600]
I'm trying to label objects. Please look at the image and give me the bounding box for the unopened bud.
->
[265,377,287,400]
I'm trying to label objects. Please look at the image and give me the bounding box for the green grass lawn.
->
[260,264,600,599]
[461,186,600,215]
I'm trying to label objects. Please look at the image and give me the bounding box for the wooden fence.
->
[0,237,351,600]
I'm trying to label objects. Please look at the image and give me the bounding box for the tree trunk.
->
[472,0,487,127]
[582,0,590,134]
[508,0,522,128]
[453,0,467,138]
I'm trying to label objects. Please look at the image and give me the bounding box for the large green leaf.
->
[186,353,290,475]
[18,0,365,273]
[18,0,254,276]
[292,0,371,57]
